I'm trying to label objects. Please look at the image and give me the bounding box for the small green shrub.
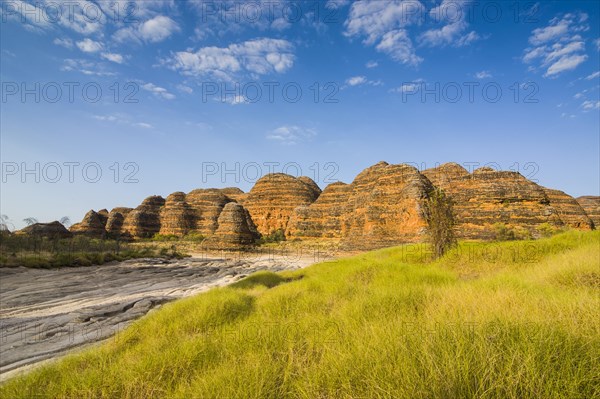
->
[493,223,516,241]
[257,229,286,244]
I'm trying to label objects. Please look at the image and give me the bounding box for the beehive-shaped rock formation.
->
[122,196,165,238]
[340,162,433,249]
[203,202,260,249]
[70,210,107,238]
[185,189,232,236]
[159,192,194,236]
[422,163,593,239]
[244,174,321,236]
[287,182,352,239]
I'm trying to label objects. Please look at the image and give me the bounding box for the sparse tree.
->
[23,217,38,226]
[60,216,71,228]
[424,188,457,259]
[0,215,12,232]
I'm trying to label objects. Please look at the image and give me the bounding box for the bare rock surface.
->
[0,255,316,380]
[576,196,600,228]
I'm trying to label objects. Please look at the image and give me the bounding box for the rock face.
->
[70,210,107,238]
[340,162,433,249]
[422,163,593,239]
[287,162,434,249]
[219,187,247,203]
[576,196,600,228]
[542,189,593,229]
[287,182,352,239]
[244,174,321,236]
[122,196,165,239]
[70,161,594,248]
[17,222,72,239]
[186,189,232,236]
[159,192,194,236]
[203,203,260,248]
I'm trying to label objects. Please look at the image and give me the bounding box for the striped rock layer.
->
[69,162,595,248]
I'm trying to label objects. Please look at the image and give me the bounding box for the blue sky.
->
[1,0,599,229]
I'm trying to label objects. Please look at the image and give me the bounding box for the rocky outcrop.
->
[287,182,352,239]
[70,210,107,238]
[69,161,594,248]
[186,189,232,236]
[105,208,132,238]
[220,187,247,203]
[576,196,600,228]
[159,192,194,236]
[422,163,593,239]
[203,203,260,249]
[244,174,321,236]
[340,162,433,249]
[542,189,593,230]
[17,221,72,239]
[122,196,165,238]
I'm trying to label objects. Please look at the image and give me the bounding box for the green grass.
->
[2,230,599,398]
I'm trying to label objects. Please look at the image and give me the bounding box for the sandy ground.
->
[0,253,323,382]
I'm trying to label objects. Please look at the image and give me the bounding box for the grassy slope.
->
[2,231,599,398]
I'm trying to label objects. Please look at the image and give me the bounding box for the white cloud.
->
[595,38,600,50]
[101,52,125,64]
[266,125,317,145]
[523,13,590,78]
[346,76,367,86]
[222,94,248,105]
[134,122,153,129]
[114,15,179,44]
[475,71,492,79]
[76,38,103,53]
[581,100,600,111]
[376,29,422,66]
[93,115,118,122]
[139,15,179,42]
[419,0,481,48]
[141,82,176,100]
[390,79,425,94]
[60,59,115,76]
[326,0,351,9]
[93,113,155,129]
[545,54,588,77]
[366,60,379,68]
[177,84,194,94]
[344,75,382,88]
[344,0,424,66]
[53,38,74,49]
[585,71,600,80]
[166,38,295,80]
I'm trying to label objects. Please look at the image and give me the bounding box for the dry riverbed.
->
[0,253,321,382]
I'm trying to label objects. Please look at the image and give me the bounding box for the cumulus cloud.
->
[346,76,367,86]
[101,52,125,64]
[522,13,590,77]
[266,125,317,145]
[114,15,179,44]
[366,60,379,68]
[141,82,176,100]
[419,0,481,48]
[344,0,424,66]
[475,71,492,79]
[344,75,382,88]
[60,59,115,76]
[581,100,600,111]
[53,38,74,49]
[390,78,425,94]
[76,38,103,53]
[165,38,295,80]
